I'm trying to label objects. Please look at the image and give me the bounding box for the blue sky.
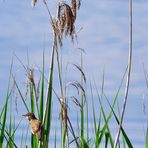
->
[0,0,148,147]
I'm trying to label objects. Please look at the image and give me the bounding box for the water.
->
[0,0,148,147]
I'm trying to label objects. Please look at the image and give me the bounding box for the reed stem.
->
[114,0,132,147]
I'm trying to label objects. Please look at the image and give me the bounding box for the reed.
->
[0,0,147,148]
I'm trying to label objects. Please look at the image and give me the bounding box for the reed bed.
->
[0,0,147,148]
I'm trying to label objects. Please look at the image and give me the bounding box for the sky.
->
[0,0,148,147]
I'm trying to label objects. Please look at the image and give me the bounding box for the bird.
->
[23,112,42,141]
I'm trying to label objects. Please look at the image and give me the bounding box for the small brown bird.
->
[23,112,42,141]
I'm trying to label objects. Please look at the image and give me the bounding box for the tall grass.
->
[114,0,133,147]
[0,0,147,148]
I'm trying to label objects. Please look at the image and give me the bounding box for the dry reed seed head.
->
[25,78,29,96]
[57,2,76,41]
[57,5,65,46]
[28,69,34,84]
[58,15,66,39]
[71,0,81,17]
[15,93,18,113]
[65,4,75,35]
[60,15,66,35]
[52,19,58,36]
[52,21,58,48]
[31,0,37,7]
[36,79,41,102]
[77,0,81,9]
[72,63,86,84]
[142,95,146,115]
[59,97,67,122]
[66,81,85,97]
[42,0,81,47]
[53,18,63,47]
[71,96,82,110]
[57,35,63,47]
[61,102,68,122]
[71,0,77,19]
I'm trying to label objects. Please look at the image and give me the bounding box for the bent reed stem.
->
[114,0,133,147]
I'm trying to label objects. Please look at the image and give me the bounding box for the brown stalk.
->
[28,69,40,118]
[53,89,79,147]
[40,0,82,147]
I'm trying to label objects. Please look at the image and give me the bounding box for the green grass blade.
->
[0,122,17,148]
[90,82,97,134]
[0,108,7,147]
[105,132,109,148]
[30,84,38,147]
[80,137,89,148]
[95,68,127,147]
[42,42,55,147]
[80,95,84,147]
[63,129,66,148]
[31,135,38,148]
[39,50,45,122]
[106,98,133,148]
[30,84,35,113]
[7,98,13,148]
[0,116,18,148]
[95,111,101,147]
[7,117,22,147]
[94,83,114,147]
[0,105,5,120]
[117,102,126,148]
[0,58,14,147]
[146,123,148,148]
[0,94,9,147]
[80,52,85,147]
[14,79,30,112]
[86,99,89,143]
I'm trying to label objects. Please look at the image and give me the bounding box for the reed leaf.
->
[106,98,133,148]
[90,82,97,134]
[114,0,133,146]
[105,132,109,148]
[94,67,127,147]
[42,36,55,147]
[0,122,17,148]
[94,80,114,147]
[30,84,39,147]
[0,98,8,147]
[0,59,13,148]
[14,79,29,112]
[39,51,45,122]
[146,124,148,148]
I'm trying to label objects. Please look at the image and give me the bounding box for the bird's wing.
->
[30,119,41,134]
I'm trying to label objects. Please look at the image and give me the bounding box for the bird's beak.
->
[22,114,29,120]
